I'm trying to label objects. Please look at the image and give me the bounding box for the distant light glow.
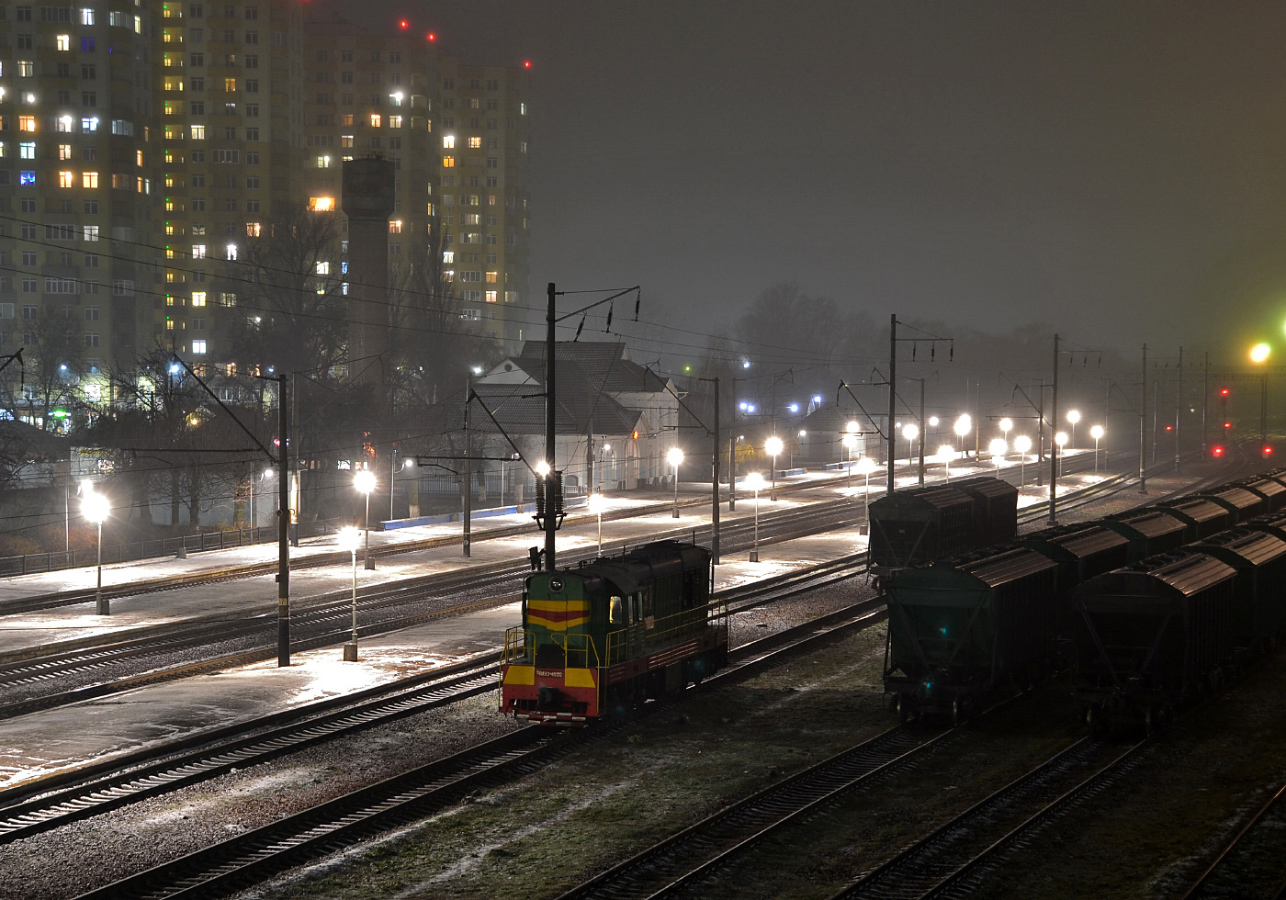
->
[1014,435,1033,454]
[765,436,784,456]
[1090,425,1105,440]
[788,403,799,413]
[988,438,1007,458]
[1251,343,1271,364]
[523,60,532,68]
[353,469,377,494]
[1066,409,1081,425]
[426,32,436,42]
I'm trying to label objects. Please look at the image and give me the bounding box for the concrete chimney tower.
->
[341,157,396,383]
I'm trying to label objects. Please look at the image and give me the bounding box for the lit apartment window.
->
[341,114,354,127]
[59,171,75,188]
[369,114,381,127]
[224,77,236,92]
[191,125,205,139]
[57,35,71,51]
[486,291,498,303]
[82,172,98,188]
[309,197,334,211]
[192,244,207,258]
[316,261,330,275]
[19,117,36,132]
[82,116,98,131]
[18,62,35,77]
[56,144,72,160]
[245,222,260,236]
[443,156,455,168]
[442,135,455,149]
[389,220,402,234]
[81,8,95,24]
[225,243,237,260]
[389,116,402,128]
[20,143,36,159]
[485,271,498,283]
[468,136,481,149]
[316,155,330,168]
[192,340,207,354]
[192,291,207,306]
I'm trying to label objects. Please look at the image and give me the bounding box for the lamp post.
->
[954,415,971,457]
[82,490,110,615]
[1251,343,1271,454]
[338,526,361,661]
[587,492,604,554]
[765,436,784,501]
[842,433,858,492]
[795,429,806,469]
[1090,425,1105,473]
[1067,409,1081,448]
[1014,435,1032,485]
[390,453,415,521]
[988,438,1007,475]
[999,417,1012,447]
[938,445,956,482]
[744,471,765,562]
[667,447,684,518]
[902,423,919,473]
[598,443,611,490]
[354,469,376,570]
[856,456,879,533]
[1055,431,1068,480]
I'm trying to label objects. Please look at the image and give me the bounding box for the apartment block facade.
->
[0,0,530,423]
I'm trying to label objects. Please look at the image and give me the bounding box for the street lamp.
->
[250,468,274,534]
[988,438,1007,474]
[667,447,684,518]
[1055,431,1068,479]
[82,490,110,615]
[842,433,858,491]
[765,436,784,501]
[587,492,604,554]
[902,423,919,471]
[1014,435,1032,484]
[954,415,971,456]
[1251,343,1271,454]
[390,453,415,521]
[938,445,956,482]
[598,443,611,490]
[1090,425,1105,473]
[1066,409,1081,447]
[354,469,377,570]
[744,471,765,562]
[856,455,879,497]
[338,526,361,661]
[999,418,1013,446]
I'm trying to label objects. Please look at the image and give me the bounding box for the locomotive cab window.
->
[610,595,625,625]
[641,586,654,618]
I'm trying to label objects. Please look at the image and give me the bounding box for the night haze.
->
[326,0,1286,357]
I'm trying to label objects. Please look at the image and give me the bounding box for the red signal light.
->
[1266,446,1275,456]
[398,19,409,29]
[523,60,532,68]
[1220,388,1230,396]
[1213,446,1224,456]
[1165,425,1173,432]
[426,31,436,42]
[1225,422,1232,429]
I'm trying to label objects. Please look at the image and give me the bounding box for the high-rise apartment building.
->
[0,1,530,424]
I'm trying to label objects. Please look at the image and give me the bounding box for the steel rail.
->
[1179,780,1286,900]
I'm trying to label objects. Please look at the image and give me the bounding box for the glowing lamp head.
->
[988,438,1007,458]
[743,472,767,491]
[535,460,551,477]
[902,423,919,441]
[999,418,1013,432]
[856,456,880,474]
[353,469,377,494]
[1055,431,1069,447]
[667,447,684,467]
[928,416,940,427]
[842,434,858,450]
[1090,425,1105,440]
[765,436,784,456]
[1251,343,1271,364]
[846,420,860,434]
[337,525,361,552]
[938,445,957,462]
[954,416,971,438]
[799,430,807,438]
[82,491,110,524]
[1014,435,1032,454]
[586,493,604,515]
[1067,409,1081,425]
[788,403,799,413]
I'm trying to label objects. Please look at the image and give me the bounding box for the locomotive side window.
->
[641,586,654,617]
[609,595,625,625]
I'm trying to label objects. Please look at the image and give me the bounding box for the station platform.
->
[0,454,1109,792]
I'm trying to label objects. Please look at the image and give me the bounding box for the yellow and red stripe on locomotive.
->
[500,540,727,725]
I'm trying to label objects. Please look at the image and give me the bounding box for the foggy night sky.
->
[324,1,1286,359]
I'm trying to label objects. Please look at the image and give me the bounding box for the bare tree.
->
[0,309,83,429]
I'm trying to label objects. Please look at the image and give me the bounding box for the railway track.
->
[830,738,1146,899]
[0,552,878,854]
[1179,781,1286,900]
[66,585,889,900]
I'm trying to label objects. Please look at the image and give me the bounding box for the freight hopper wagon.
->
[868,477,1017,574]
[1072,551,1237,732]
[500,541,727,725]
[1192,528,1286,657]
[883,546,1060,724]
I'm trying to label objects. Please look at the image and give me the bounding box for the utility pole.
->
[1202,351,1209,456]
[918,378,926,485]
[1049,334,1059,525]
[462,373,472,558]
[728,376,736,512]
[277,373,290,667]
[710,377,720,564]
[1175,346,1182,474]
[1140,344,1148,495]
[887,314,897,495]
[544,282,558,571]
